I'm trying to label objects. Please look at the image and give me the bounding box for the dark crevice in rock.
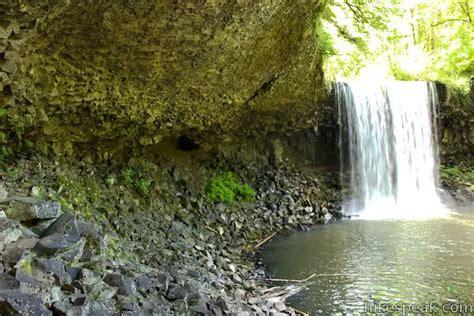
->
[244,75,279,106]
[176,136,199,152]
[1,1,327,158]
[2,85,12,96]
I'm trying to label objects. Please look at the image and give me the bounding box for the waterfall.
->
[336,81,447,219]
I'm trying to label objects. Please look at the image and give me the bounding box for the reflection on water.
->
[260,209,474,314]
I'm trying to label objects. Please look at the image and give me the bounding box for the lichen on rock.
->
[1,0,328,158]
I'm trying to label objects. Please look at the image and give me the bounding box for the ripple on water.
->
[260,210,474,314]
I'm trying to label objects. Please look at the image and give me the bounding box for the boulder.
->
[103,273,137,296]
[0,219,23,253]
[33,233,83,257]
[23,218,58,236]
[323,212,333,224]
[134,274,155,293]
[41,213,80,238]
[5,201,61,222]
[76,221,106,251]
[0,273,19,291]
[166,284,187,301]
[0,290,52,316]
[14,252,55,286]
[36,258,71,285]
[2,238,38,270]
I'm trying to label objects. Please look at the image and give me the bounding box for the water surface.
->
[260,209,474,314]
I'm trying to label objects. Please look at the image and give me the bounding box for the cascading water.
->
[336,81,447,219]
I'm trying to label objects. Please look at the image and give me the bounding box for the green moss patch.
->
[440,164,474,188]
[206,172,255,204]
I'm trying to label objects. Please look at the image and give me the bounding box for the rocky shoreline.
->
[0,159,341,315]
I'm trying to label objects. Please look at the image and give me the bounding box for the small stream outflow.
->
[336,81,447,219]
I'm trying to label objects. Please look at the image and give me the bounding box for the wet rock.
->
[332,209,344,219]
[5,201,61,222]
[71,295,86,306]
[0,290,51,315]
[323,212,333,223]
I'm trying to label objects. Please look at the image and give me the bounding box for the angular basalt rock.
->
[0,290,52,316]
[0,273,19,291]
[0,218,23,253]
[2,238,38,270]
[4,201,61,222]
[41,213,80,238]
[103,273,137,296]
[33,233,83,257]
[36,258,71,285]
[1,0,328,157]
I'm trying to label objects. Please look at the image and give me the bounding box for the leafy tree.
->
[322,0,474,89]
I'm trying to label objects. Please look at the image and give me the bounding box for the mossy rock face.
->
[0,0,327,158]
[437,83,474,162]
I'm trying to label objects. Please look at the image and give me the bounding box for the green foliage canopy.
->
[321,0,473,89]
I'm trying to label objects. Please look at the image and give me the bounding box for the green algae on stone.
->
[1,0,328,158]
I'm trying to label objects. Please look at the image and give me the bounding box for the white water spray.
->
[336,81,447,220]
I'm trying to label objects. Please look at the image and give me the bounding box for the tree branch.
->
[431,18,470,27]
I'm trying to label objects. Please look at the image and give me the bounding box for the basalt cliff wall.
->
[0,0,331,163]
[437,81,474,162]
